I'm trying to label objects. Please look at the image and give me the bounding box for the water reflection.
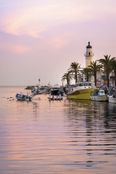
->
[64,100,116,130]
[32,102,39,119]
[64,100,116,170]
[0,88,116,174]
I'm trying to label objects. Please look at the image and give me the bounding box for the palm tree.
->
[62,71,72,86]
[88,61,102,86]
[82,67,91,82]
[111,58,116,87]
[70,62,80,84]
[99,55,115,87]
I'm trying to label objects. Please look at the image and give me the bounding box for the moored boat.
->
[31,86,50,95]
[108,87,116,103]
[108,95,116,104]
[16,93,32,101]
[48,87,63,101]
[90,89,108,102]
[67,82,95,100]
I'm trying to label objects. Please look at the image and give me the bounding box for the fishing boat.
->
[108,87,116,103]
[67,82,95,100]
[16,93,32,101]
[48,87,63,101]
[90,89,108,102]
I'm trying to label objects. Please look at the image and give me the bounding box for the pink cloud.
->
[46,32,72,50]
[0,43,30,55]
[49,37,67,49]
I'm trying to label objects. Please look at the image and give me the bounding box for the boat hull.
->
[108,96,116,103]
[90,95,108,102]
[48,95,63,101]
[67,88,95,100]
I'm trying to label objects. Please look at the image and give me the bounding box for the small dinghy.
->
[108,95,116,104]
[16,93,32,101]
[90,89,108,102]
[108,87,116,104]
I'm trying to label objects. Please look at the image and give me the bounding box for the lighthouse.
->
[85,42,94,67]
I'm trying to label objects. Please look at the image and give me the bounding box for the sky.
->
[0,0,116,86]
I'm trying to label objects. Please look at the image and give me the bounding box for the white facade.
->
[85,42,94,67]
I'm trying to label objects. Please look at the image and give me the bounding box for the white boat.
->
[48,87,63,101]
[108,95,116,104]
[67,82,95,100]
[31,86,49,95]
[16,93,32,101]
[108,87,116,103]
[90,89,108,102]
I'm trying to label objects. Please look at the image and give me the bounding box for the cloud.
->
[1,1,110,37]
[0,42,30,54]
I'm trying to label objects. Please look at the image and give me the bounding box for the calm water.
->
[0,87,116,174]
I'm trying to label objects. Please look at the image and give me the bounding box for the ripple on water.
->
[0,88,116,174]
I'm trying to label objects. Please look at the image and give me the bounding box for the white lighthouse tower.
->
[85,42,94,67]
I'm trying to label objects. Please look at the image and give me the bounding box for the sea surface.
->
[0,87,116,174]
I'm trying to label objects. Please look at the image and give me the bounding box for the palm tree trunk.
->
[75,73,78,84]
[86,73,89,82]
[67,78,70,86]
[106,73,110,88]
[94,73,97,86]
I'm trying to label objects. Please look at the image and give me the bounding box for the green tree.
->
[111,58,116,87]
[99,55,115,87]
[62,71,72,86]
[70,62,80,84]
[88,61,102,86]
[82,67,91,82]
